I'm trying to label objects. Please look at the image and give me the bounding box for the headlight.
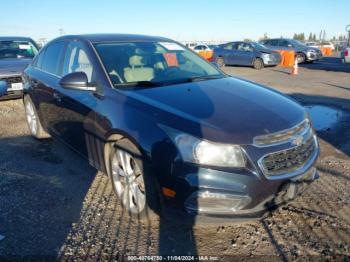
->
[261,53,271,61]
[160,126,246,167]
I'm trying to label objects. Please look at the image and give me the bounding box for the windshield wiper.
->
[187,75,224,82]
[115,81,161,88]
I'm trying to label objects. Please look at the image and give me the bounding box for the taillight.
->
[345,49,349,56]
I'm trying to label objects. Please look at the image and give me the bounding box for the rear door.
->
[29,41,66,132]
[222,42,239,65]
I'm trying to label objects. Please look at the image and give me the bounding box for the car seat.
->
[124,55,154,82]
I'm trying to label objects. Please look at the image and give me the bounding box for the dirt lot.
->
[0,56,349,261]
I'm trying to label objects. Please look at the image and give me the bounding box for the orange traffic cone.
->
[291,57,298,76]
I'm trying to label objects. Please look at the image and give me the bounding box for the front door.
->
[54,40,97,159]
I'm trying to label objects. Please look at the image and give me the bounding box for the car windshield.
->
[94,41,225,87]
[0,40,39,59]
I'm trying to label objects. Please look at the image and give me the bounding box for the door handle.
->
[53,92,62,102]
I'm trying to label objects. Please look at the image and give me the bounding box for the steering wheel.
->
[165,67,182,78]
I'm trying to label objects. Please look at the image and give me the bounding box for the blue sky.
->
[0,0,349,42]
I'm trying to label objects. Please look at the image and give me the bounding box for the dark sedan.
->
[260,38,322,63]
[23,34,319,223]
[213,41,281,69]
[0,37,39,100]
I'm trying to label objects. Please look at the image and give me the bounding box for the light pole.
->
[346,25,350,47]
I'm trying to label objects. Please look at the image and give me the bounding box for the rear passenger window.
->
[33,49,45,69]
[41,41,66,75]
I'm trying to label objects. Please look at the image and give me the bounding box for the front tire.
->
[108,138,159,221]
[253,58,264,70]
[296,52,306,63]
[24,95,50,139]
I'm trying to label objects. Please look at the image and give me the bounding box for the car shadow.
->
[0,135,96,258]
[320,82,350,92]
[298,56,350,73]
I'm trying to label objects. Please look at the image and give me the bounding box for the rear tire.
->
[107,138,160,221]
[253,58,264,70]
[216,57,225,67]
[23,95,51,139]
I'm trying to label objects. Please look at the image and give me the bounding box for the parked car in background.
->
[192,44,219,53]
[193,44,212,53]
[185,42,198,50]
[213,41,281,69]
[342,47,350,64]
[0,37,39,100]
[23,34,319,223]
[319,42,335,51]
[305,42,319,48]
[260,38,322,63]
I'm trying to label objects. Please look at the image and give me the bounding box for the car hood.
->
[294,44,319,52]
[123,77,306,144]
[255,47,274,54]
[0,58,31,77]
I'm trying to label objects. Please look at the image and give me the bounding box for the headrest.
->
[78,50,90,64]
[129,55,145,67]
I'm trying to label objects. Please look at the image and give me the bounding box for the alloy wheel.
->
[296,53,306,63]
[111,149,146,214]
[25,100,37,135]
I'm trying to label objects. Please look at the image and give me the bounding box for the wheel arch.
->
[102,130,147,178]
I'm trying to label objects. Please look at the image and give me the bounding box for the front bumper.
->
[306,51,323,61]
[0,90,23,101]
[160,127,319,224]
[262,54,281,66]
[162,167,318,224]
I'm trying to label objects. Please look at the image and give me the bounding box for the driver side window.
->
[62,41,94,83]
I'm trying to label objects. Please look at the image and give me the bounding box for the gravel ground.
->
[0,56,349,261]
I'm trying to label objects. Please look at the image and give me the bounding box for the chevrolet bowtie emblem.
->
[291,135,303,146]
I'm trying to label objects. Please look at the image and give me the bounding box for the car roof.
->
[54,34,172,43]
[266,38,293,41]
[0,36,35,42]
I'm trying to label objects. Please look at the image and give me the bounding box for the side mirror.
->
[59,72,96,91]
[0,80,7,96]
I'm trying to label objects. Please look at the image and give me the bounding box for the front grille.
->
[254,119,310,146]
[0,76,23,86]
[260,136,316,176]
